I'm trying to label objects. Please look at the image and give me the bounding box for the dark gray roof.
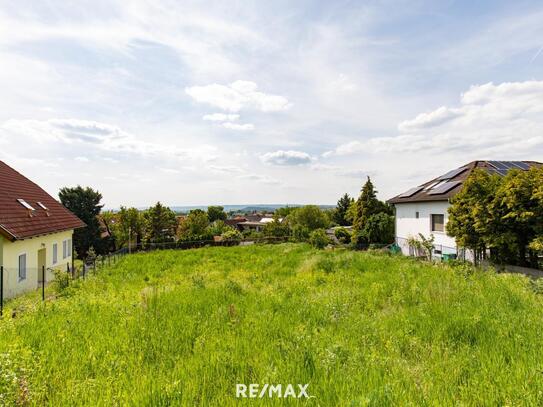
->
[388,160,542,204]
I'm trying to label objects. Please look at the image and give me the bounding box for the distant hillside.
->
[169,204,334,213]
[109,204,335,213]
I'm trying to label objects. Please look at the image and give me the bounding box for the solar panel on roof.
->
[436,167,468,181]
[427,181,462,195]
[397,186,424,198]
[511,161,530,170]
[488,161,531,174]
[500,161,515,169]
[488,161,507,170]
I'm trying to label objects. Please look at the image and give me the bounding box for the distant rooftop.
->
[388,160,542,204]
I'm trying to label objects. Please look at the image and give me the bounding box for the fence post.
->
[42,265,45,301]
[0,266,3,317]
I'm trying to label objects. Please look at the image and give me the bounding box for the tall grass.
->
[1,244,543,405]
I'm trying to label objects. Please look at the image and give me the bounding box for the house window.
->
[431,214,445,232]
[63,239,72,259]
[18,254,27,281]
[53,243,58,264]
[17,199,35,210]
[415,211,419,219]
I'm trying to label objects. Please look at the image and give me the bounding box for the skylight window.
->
[37,201,48,210]
[17,199,35,211]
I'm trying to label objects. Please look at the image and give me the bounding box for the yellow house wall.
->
[1,229,74,299]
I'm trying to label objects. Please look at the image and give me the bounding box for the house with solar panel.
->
[0,161,85,299]
[388,160,542,260]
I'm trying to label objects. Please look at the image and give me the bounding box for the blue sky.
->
[1,0,542,207]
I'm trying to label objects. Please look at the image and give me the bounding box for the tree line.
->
[59,177,395,258]
[447,167,543,268]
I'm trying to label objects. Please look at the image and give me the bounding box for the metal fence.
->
[394,236,470,262]
[0,236,290,316]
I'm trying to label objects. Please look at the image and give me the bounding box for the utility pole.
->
[128,226,132,254]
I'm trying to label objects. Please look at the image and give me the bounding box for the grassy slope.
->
[1,244,543,406]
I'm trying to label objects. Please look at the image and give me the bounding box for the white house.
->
[388,160,541,260]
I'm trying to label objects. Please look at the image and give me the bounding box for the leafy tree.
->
[333,193,354,226]
[207,206,227,222]
[356,213,395,245]
[287,205,329,233]
[59,186,105,257]
[447,169,500,265]
[143,202,178,243]
[177,209,211,241]
[207,220,230,236]
[334,227,352,244]
[274,206,297,218]
[351,177,392,247]
[488,168,542,267]
[291,225,310,242]
[220,228,243,245]
[263,215,290,238]
[113,207,144,249]
[309,229,330,249]
[448,167,543,268]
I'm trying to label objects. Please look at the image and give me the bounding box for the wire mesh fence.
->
[394,236,469,262]
[0,236,291,315]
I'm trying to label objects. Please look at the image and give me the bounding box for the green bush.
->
[220,228,242,245]
[292,225,310,242]
[334,227,351,244]
[53,269,71,295]
[309,229,330,249]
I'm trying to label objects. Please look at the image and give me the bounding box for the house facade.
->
[388,161,542,260]
[0,161,85,299]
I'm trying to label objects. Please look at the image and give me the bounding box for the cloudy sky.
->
[1,1,543,208]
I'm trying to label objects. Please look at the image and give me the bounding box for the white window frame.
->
[18,253,27,281]
[62,239,72,259]
[52,243,58,264]
[430,214,445,233]
[17,199,35,210]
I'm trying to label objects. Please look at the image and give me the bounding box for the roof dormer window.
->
[37,201,48,210]
[17,199,35,211]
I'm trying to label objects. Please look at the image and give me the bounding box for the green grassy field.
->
[1,244,543,406]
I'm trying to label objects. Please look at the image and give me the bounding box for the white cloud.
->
[159,167,181,174]
[1,118,218,163]
[260,150,313,166]
[309,163,371,179]
[186,80,291,112]
[74,156,89,162]
[398,106,462,132]
[203,113,240,121]
[326,81,543,158]
[221,122,254,131]
[208,165,244,173]
[237,174,280,185]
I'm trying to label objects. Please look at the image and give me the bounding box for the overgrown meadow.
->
[1,244,543,406]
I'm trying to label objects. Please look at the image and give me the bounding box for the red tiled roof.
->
[388,160,542,204]
[0,161,85,240]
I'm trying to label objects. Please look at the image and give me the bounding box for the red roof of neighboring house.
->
[388,160,542,204]
[0,161,85,241]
